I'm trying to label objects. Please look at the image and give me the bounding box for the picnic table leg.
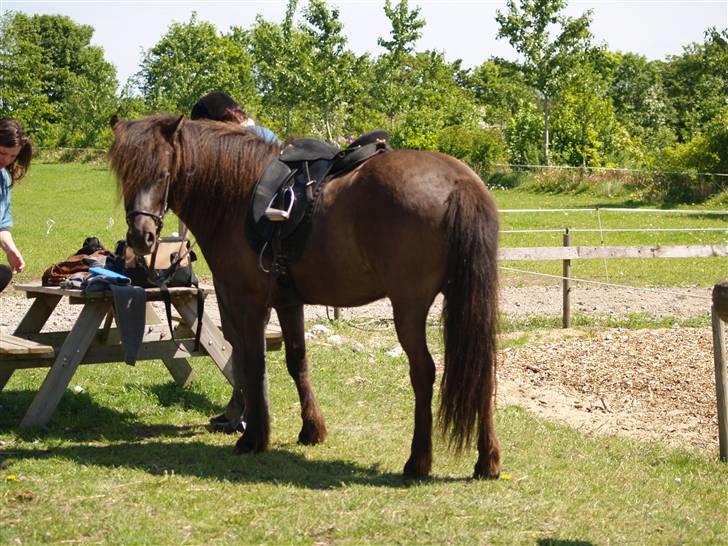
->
[0,368,13,392]
[173,296,235,386]
[20,300,108,428]
[13,295,62,336]
[1,295,63,392]
[145,302,197,387]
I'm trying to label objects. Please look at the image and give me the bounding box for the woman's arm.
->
[0,228,25,273]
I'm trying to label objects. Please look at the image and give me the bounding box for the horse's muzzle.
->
[126,219,157,256]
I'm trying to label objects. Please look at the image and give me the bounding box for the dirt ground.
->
[1,283,720,454]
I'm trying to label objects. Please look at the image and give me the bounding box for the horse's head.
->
[109,114,184,256]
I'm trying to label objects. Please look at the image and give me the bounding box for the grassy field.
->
[2,321,727,544]
[7,162,728,286]
[2,163,727,544]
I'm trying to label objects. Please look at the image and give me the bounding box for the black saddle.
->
[248,130,390,275]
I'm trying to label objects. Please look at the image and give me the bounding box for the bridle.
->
[125,170,171,237]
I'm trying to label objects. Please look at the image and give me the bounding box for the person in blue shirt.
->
[0,119,32,293]
[190,91,280,145]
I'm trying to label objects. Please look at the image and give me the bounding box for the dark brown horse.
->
[109,114,500,479]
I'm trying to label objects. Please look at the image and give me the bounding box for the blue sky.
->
[2,0,726,84]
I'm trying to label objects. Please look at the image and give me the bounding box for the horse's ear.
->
[110,114,120,129]
[160,115,184,141]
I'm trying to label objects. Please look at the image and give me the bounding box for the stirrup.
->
[265,186,295,222]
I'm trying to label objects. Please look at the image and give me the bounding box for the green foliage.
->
[464,59,532,127]
[247,2,314,137]
[505,100,543,165]
[373,0,426,128]
[1,0,726,199]
[0,12,118,147]
[550,49,621,167]
[662,28,728,140]
[300,0,359,141]
[135,12,258,117]
[606,51,671,145]
[436,125,508,176]
[496,0,594,163]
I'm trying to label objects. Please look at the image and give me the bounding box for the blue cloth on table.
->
[83,267,145,366]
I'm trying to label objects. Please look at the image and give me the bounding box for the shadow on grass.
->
[0,388,473,489]
[1,440,464,490]
[0,388,219,442]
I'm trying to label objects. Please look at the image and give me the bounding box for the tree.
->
[550,48,621,167]
[464,59,533,127]
[300,0,358,141]
[496,0,593,164]
[136,13,257,116]
[248,0,313,137]
[0,12,118,146]
[662,28,728,141]
[374,0,426,128]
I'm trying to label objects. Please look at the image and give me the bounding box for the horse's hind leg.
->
[474,386,500,479]
[392,301,436,479]
[276,303,327,445]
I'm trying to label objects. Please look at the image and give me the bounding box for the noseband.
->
[125,171,171,235]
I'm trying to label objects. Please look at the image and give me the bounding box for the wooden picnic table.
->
[0,283,282,428]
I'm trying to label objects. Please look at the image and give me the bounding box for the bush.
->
[436,125,508,177]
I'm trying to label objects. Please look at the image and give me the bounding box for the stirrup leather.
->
[265,186,295,222]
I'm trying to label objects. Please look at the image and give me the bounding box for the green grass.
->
[1,320,727,544]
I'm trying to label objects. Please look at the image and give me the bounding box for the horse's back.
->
[291,149,495,306]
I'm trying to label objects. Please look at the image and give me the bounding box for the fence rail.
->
[500,244,728,261]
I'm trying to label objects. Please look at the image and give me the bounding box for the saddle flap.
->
[279,138,338,163]
[251,159,294,225]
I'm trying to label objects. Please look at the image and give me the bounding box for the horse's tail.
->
[439,179,499,452]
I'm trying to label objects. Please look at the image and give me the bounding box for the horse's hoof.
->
[209,414,246,434]
[298,422,327,445]
[233,434,256,455]
[403,456,431,479]
[473,460,500,480]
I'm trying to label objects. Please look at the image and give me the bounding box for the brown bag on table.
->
[41,250,111,286]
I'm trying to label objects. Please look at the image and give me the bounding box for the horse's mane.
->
[109,114,280,228]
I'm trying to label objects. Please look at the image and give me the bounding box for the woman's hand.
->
[6,246,25,273]
[0,229,24,273]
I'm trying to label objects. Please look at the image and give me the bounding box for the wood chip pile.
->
[500,328,718,450]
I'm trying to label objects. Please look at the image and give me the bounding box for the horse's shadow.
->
[0,388,462,489]
[3,441,420,489]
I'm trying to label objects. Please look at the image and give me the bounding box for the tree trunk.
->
[543,96,551,166]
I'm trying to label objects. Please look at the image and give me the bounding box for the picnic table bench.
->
[1,283,282,428]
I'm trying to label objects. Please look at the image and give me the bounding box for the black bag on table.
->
[113,237,204,350]
[114,237,198,288]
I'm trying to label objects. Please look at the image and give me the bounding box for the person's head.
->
[190,92,248,124]
[0,118,32,182]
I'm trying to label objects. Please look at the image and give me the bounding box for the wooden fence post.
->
[710,305,728,462]
[562,228,571,328]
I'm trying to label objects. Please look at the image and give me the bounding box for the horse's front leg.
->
[211,278,245,433]
[275,303,327,445]
[232,304,271,454]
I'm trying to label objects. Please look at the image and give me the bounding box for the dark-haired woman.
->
[0,119,32,293]
[191,91,280,144]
